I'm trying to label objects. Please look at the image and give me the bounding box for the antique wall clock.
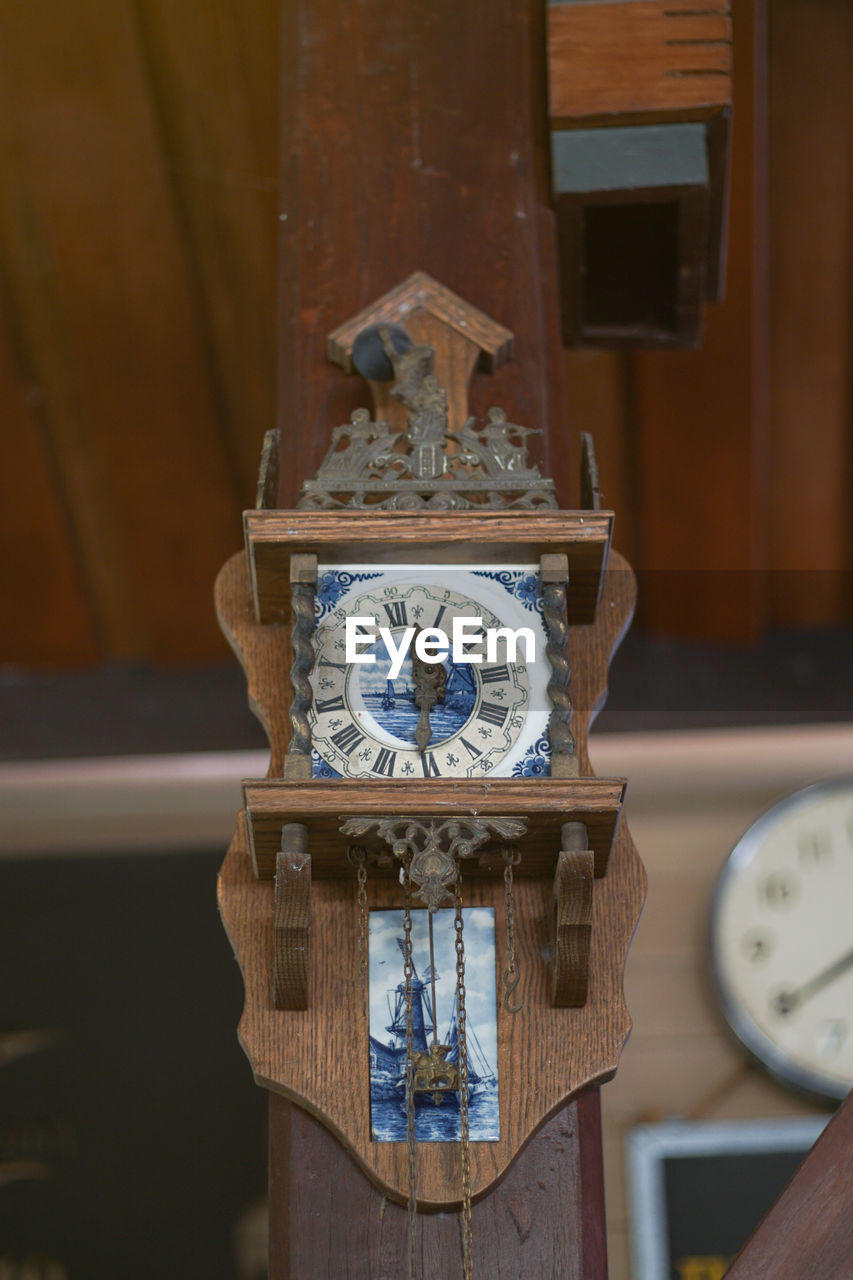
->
[216,273,645,1274]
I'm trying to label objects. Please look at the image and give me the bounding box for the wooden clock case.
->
[216,276,645,1209]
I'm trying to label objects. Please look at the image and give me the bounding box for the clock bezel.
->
[709,775,853,1104]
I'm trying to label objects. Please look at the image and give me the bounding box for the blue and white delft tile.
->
[471,569,543,615]
[510,734,551,778]
[315,569,383,621]
[311,749,342,779]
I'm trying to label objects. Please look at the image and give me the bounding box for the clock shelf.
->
[244,507,614,627]
[242,775,626,881]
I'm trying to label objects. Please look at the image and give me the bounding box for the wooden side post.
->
[273,823,311,1010]
[283,554,317,781]
[541,552,579,779]
[551,822,594,1007]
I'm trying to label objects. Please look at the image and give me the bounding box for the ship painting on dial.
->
[368,908,499,1142]
[309,566,551,780]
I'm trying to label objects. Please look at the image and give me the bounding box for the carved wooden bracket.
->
[550,823,594,1008]
[271,812,603,1013]
[273,824,311,1011]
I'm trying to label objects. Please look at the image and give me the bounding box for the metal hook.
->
[503,968,524,1015]
[347,843,367,870]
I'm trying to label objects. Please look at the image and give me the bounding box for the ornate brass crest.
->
[340,815,528,911]
[298,326,556,511]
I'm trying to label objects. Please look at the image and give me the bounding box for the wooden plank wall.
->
[767,0,853,627]
[0,0,850,667]
[0,1,278,665]
[565,0,852,640]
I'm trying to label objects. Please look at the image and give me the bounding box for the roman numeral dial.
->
[308,569,548,780]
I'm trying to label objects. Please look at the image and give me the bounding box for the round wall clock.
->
[710,777,853,1102]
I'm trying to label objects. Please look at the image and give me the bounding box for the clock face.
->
[309,565,551,780]
[710,777,853,1102]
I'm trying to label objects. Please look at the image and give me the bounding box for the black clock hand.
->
[410,627,446,752]
[772,945,853,1016]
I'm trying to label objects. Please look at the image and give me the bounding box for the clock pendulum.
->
[216,273,645,1275]
[347,828,480,1274]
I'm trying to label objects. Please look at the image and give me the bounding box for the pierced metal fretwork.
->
[339,815,528,911]
[299,324,556,511]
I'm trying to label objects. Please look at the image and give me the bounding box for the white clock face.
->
[711,778,853,1101]
[308,565,551,780]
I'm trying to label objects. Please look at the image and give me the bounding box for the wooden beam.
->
[269,1090,607,1279]
[725,1091,853,1279]
[277,0,573,508]
[272,834,311,1011]
[551,843,594,1007]
[267,0,612,1267]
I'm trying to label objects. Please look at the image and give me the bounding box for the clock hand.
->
[410,627,446,752]
[772,944,853,1016]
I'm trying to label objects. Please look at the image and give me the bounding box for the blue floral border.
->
[510,734,551,778]
[315,569,383,621]
[471,569,543,614]
[311,749,342,779]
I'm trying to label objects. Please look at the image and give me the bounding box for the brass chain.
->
[454,870,473,1280]
[402,858,418,1280]
[347,844,369,1016]
[501,845,523,1014]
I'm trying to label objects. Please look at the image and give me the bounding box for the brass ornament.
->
[340,815,528,912]
[299,325,556,512]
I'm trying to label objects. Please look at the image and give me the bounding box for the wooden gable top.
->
[327,271,515,374]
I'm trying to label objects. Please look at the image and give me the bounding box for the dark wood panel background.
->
[1,0,850,667]
[0,0,278,665]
